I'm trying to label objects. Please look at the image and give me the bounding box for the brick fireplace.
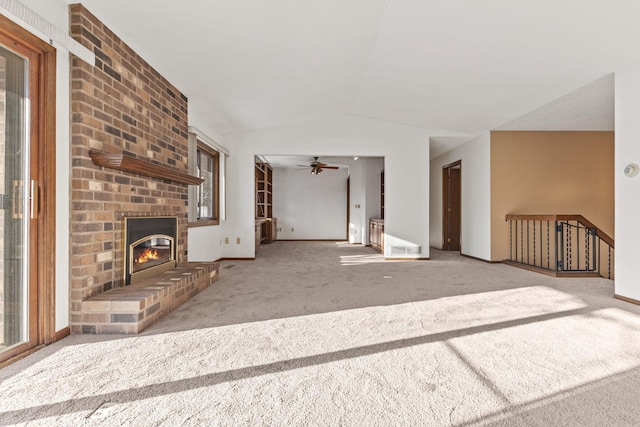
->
[69,5,218,333]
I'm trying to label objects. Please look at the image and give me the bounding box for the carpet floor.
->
[1,241,640,426]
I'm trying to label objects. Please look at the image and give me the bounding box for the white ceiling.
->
[67,0,635,144]
[262,155,356,170]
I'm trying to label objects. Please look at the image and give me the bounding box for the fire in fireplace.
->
[124,216,178,285]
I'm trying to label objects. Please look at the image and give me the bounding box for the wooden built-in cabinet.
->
[255,218,278,247]
[255,158,277,249]
[369,218,384,254]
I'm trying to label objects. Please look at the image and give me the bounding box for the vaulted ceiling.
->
[67,1,639,141]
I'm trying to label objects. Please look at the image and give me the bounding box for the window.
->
[187,128,227,227]
[194,142,219,224]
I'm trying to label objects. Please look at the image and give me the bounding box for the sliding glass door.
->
[0,43,31,356]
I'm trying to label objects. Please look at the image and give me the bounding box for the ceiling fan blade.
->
[321,166,340,169]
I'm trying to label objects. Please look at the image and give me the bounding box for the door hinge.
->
[447,238,451,243]
[447,208,451,212]
[0,193,7,210]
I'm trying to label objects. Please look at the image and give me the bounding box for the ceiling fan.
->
[297,157,340,174]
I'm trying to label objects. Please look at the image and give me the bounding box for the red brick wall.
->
[69,4,190,332]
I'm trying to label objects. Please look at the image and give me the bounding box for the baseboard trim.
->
[614,294,640,306]
[502,259,600,278]
[0,345,45,369]
[461,253,501,264]
[384,257,430,261]
[54,327,70,341]
[276,239,343,242]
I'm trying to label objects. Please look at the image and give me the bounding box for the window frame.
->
[191,140,220,227]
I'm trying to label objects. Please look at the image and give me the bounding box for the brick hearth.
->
[80,262,219,334]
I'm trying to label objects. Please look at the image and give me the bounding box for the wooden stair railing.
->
[504,214,614,279]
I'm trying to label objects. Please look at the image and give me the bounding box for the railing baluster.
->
[520,220,524,263]
[516,219,519,263]
[539,220,543,268]
[527,220,530,265]
[533,220,536,267]
[597,237,601,276]
[585,227,590,271]
[557,221,563,271]
[509,219,512,261]
[577,223,581,271]
[592,231,596,273]
[566,222,572,271]
[546,221,550,269]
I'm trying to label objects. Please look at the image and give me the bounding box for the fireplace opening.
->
[131,236,172,273]
[124,217,177,285]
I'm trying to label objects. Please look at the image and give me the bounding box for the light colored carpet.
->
[2,242,640,426]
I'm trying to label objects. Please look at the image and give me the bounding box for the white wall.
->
[430,132,491,260]
[615,64,640,301]
[273,166,348,240]
[5,0,73,331]
[348,159,365,244]
[187,226,226,261]
[363,157,384,242]
[187,135,228,262]
[223,115,436,259]
[366,158,384,217]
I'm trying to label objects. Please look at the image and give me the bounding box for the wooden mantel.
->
[89,151,204,186]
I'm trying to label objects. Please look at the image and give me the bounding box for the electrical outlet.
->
[224,237,229,244]
[291,227,294,232]
[236,237,241,244]
[279,228,282,232]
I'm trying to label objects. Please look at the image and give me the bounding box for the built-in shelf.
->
[255,158,276,247]
[89,151,204,186]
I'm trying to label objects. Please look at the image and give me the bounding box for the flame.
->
[135,248,159,264]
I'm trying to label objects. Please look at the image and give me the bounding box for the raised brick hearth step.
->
[79,262,219,334]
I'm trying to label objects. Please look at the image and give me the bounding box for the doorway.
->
[0,17,56,364]
[346,176,350,239]
[442,161,461,251]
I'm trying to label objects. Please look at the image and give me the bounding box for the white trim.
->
[0,0,95,65]
[188,126,230,156]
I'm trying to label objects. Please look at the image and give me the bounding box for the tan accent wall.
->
[490,131,614,261]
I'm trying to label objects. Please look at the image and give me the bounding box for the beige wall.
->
[490,131,614,261]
